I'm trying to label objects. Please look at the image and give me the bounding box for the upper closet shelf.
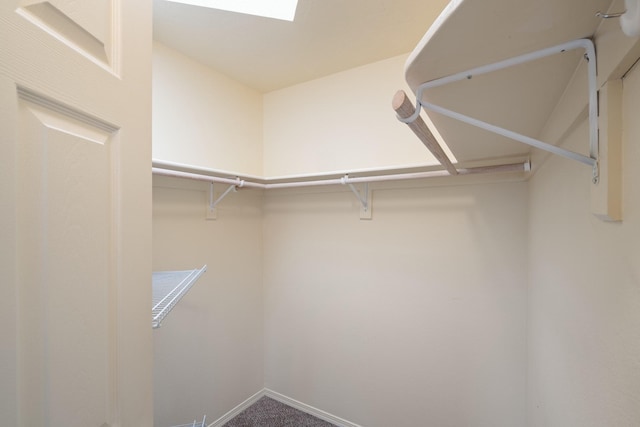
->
[152,265,207,329]
[153,158,528,220]
[399,0,616,175]
[397,0,640,221]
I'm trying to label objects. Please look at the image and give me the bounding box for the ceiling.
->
[153,0,451,93]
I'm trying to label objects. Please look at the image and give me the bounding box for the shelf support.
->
[397,38,599,181]
[207,181,241,220]
[341,175,372,220]
[211,182,237,209]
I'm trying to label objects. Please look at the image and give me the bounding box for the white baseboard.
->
[264,388,362,427]
[206,387,362,427]
[207,389,266,427]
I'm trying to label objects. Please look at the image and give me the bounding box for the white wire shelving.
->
[152,265,207,329]
[170,415,206,427]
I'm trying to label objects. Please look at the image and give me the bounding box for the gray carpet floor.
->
[222,396,337,427]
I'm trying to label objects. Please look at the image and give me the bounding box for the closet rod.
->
[152,161,528,189]
[151,167,264,189]
[264,162,526,188]
[392,90,458,176]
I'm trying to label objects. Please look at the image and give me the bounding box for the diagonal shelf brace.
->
[398,38,599,182]
[210,182,238,209]
[207,179,243,220]
[341,175,372,219]
[420,101,597,169]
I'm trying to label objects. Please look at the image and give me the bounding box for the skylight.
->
[164,0,299,21]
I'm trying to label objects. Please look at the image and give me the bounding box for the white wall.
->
[153,42,264,176]
[263,54,451,178]
[527,62,640,426]
[152,177,264,426]
[263,181,528,427]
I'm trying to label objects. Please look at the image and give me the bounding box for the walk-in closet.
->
[2,0,639,426]
[150,0,640,425]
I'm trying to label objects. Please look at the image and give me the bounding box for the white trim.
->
[206,389,265,427]
[17,86,119,134]
[205,388,363,427]
[264,388,363,427]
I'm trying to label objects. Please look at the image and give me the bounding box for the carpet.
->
[222,396,337,427]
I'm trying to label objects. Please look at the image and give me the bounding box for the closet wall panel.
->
[263,180,529,427]
[153,42,264,177]
[152,177,264,426]
[527,61,640,427]
[263,54,452,178]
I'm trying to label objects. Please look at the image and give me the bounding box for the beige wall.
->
[263,54,452,178]
[152,42,264,176]
[262,181,529,426]
[152,177,264,426]
[151,175,529,426]
[151,36,640,427]
[527,61,640,426]
[153,43,451,180]
[151,43,529,426]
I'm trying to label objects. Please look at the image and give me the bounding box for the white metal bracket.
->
[341,175,372,220]
[398,38,599,182]
[206,179,243,220]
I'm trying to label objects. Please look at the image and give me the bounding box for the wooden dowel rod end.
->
[392,89,458,176]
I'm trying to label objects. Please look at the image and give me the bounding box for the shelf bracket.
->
[207,180,243,220]
[397,38,599,181]
[342,175,372,220]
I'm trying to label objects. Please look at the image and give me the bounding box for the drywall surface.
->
[263,181,528,427]
[527,61,640,426]
[152,48,454,179]
[153,42,264,176]
[263,54,451,178]
[152,177,264,426]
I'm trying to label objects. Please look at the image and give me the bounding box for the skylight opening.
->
[164,0,299,21]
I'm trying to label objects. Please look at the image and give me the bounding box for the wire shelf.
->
[152,265,207,329]
[170,415,206,427]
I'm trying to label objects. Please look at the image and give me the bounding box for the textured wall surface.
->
[527,61,640,426]
[263,181,528,427]
[152,177,264,426]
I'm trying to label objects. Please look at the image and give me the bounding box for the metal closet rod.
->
[152,161,528,189]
